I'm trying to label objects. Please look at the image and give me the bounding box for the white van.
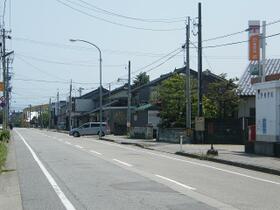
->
[69,122,109,137]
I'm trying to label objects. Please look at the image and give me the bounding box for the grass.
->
[0,142,7,173]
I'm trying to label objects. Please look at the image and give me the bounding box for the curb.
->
[0,133,23,210]
[175,151,280,176]
[101,137,153,150]
[102,137,280,176]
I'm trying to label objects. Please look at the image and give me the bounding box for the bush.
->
[0,130,10,142]
[0,142,7,172]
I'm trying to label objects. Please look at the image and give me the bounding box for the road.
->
[12,128,280,210]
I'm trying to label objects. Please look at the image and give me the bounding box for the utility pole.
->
[185,16,191,133]
[48,98,51,129]
[197,2,204,144]
[40,105,42,128]
[261,21,266,82]
[127,61,131,134]
[69,80,72,131]
[57,91,59,129]
[78,87,84,97]
[197,2,203,117]
[2,28,6,129]
[6,57,10,126]
[29,104,32,128]
[108,82,112,134]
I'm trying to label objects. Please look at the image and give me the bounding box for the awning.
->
[134,103,153,111]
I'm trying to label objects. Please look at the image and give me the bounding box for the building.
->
[238,59,280,125]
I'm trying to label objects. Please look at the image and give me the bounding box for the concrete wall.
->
[158,128,191,143]
[129,126,153,139]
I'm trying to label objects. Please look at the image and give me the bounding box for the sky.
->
[6,0,280,111]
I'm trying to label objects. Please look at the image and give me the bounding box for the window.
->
[91,123,99,127]
[81,123,90,129]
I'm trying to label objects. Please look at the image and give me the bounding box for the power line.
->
[203,32,280,49]
[202,18,280,43]
[55,0,184,31]
[13,77,105,85]
[108,47,184,87]
[131,47,182,75]
[16,55,67,81]
[72,0,185,23]
[15,53,125,68]
[13,37,175,57]
[138,49,184,75]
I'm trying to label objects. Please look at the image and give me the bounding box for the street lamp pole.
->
[70,39,103,139]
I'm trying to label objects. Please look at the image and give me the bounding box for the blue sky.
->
[7,0,280,110]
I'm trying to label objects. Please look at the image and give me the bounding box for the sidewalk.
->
[0,134,23,210]
[102,135,280,176]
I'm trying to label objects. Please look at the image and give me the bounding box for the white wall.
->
[254,81,280,142]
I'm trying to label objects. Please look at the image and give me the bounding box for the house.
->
[22,104,49,127]
[130,67,225,139]
[238,59,280,126]
[68,66,225,138]
[78,85,130,135]
[70,87,109,128]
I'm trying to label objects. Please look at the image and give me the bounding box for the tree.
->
[38,112,49,128]
[157,74,186,128]
[150,73,239,128]
[133,72,150,87]
[204,74,239,119]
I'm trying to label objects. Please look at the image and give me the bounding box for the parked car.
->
[69,122,109,137]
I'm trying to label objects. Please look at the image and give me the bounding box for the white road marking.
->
[89,150,102,155]
[155,174,196,190]
[93,140,280,186]
[75,145,83,149]
[15,130,76,210]
[113,159,132,167]
[65,142,72,145]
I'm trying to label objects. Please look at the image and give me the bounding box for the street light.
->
[69,39,103,140]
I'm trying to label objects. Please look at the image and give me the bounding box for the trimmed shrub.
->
[0,130,10,142]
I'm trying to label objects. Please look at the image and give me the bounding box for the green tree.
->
[150,73,239,128]
[133,72,150,87]
[157,74,186,128]
[38,112,49,128]
[204,74,239,119]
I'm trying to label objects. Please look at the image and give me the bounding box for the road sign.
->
[195,117,205,131]
[0,82,3,92]
[248,20,260,61]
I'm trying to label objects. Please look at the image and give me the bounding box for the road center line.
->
[155,174,196,190]
[15,130,76,210]
[112,159,132,167]
[89,150,102,155]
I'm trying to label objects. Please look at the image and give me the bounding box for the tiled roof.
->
[238,59,280,96]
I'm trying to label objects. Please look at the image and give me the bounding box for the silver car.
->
[69,122,109,137]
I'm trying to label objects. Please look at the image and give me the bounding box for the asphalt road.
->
[12,128,280,210]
